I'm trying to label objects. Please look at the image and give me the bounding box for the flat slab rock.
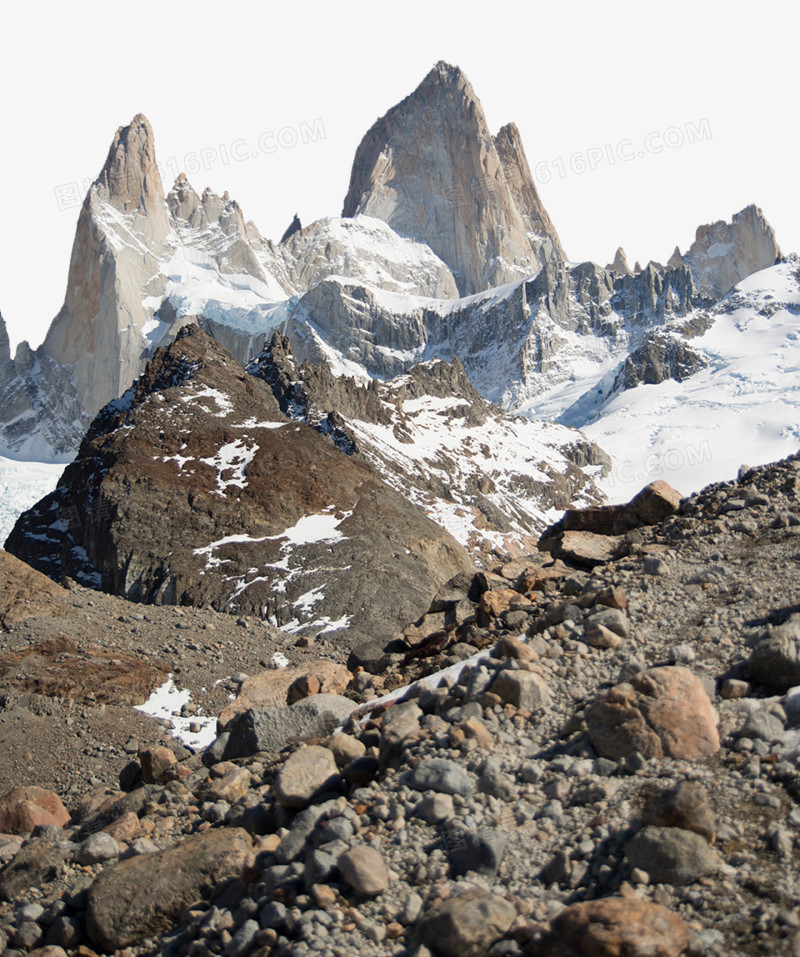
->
[86,827,252,950]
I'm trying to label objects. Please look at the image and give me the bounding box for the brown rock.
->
[546,896,691,956]
[86,827,252,950]
[325,733,366,769]
[139,746,177,784]
[552,531,624,568]
[492,635,538,662]
[630,481,683,525]
[0,786,69,834]
[207,766,251,804]
[459,716,494,749]
[102,811,143,844]
[338,845,389,896]
[643,781,716,843]
[584,621,624,649]
[586,666,719,761]
[0,839,69,901]
[479,588,532,621]
[217,661,354,729]
[0,550,68,629]
[413,887,517,957]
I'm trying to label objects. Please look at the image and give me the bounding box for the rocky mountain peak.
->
[606,247,633,277]
[341,63,560,296]
[493,122,566,261]
[280,213,302,243]
[95,113,168,232]
[669,204,782,299]
[0,312,11,370]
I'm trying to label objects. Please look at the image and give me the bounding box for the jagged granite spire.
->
[342,61,561,296]
[493,122,566,261]
[668,205,782,299]
[280,214,302,243]
[41,114,172,416]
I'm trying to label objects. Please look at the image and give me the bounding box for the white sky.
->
[2,0,796,351]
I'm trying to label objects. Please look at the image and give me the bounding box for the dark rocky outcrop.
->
[6,327,473,646]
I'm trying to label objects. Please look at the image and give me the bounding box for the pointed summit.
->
[0,312,11,370]
[606,247,633,277]
[95,114,169,236]
[342,62,561,295]
[494,122,566,261]
[41,115,172,415]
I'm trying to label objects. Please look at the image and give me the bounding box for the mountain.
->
[342,61,564,295]
[247,333,608,562]
[5,326,473,645]
[0,62,789,509]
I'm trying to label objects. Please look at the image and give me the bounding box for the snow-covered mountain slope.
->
[543,257,800,499]
[0,456,63,545]
[248,335,609,562]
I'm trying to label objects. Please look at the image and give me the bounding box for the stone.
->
[217,661,352,728]
[86,828,252,950]
[585,666,719,760]
[491,669,551,711]
[76,832,120,865]
[740,710,785,744]
[273,745,340,808]
[545,531,624,568]
[750,618,800,692]
[338,845,389,896]
[546,896,691,956]
[413,887,517,957]
[414,793,454,825]
[643,782,716,843]
[0,787,69,835]
[478,588,533,621]
[492,634,537,662]
[459,716,494,749]
[625,825,719,885]
[224,919,260,957]
[221,694,358,760]
[139,746,177,784]
[379,700,424,764]
[407,758,474,797]
[325,733,366,769]
[584,622,623,649]
[102,811,142,844]
[0,839,69,902]
[208,767,252,804]
[442,823,508,876]
[586,607,630,638]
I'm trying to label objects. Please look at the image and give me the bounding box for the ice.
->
[0,456,64,545]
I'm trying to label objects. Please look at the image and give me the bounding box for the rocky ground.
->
[5,455,800,955]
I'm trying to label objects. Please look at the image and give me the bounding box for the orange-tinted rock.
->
[217,660,352,729]
[546,896,691,956]
[586,666,719,761]
[0,786,69,835]
[139,747,177,784]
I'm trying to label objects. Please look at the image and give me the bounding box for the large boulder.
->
[749,615,800,692]
[221,694,358,760]
[86,828,252,950]
[585,666,719,761]
[412,887,517,957]
[0,787,69,835]
[544,895,691,956]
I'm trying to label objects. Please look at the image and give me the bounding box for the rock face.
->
[0,314,89,460]
[41,115,172,418]
[342,60,563,295]
[612,332,707,392]
[669,204,781,299]
[248,332,607,561]
[7,327,473,644]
